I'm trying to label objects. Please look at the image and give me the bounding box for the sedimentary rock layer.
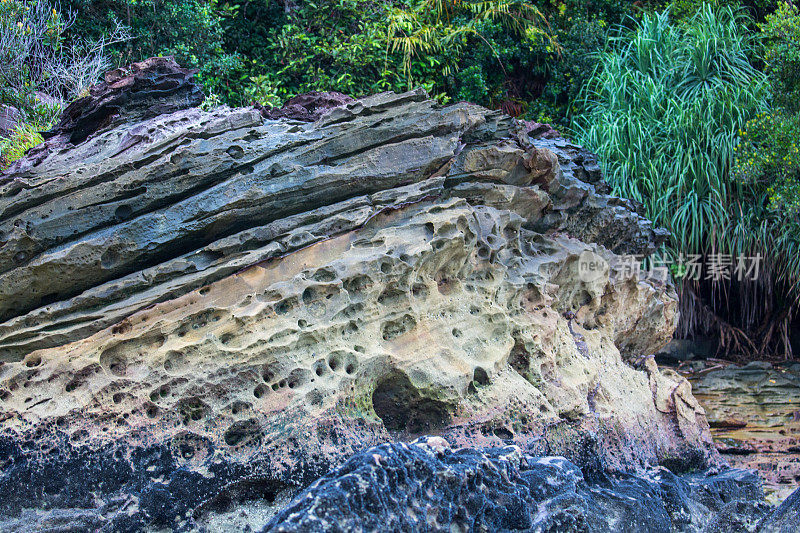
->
[686,361,800,504]
[0,58,722,530]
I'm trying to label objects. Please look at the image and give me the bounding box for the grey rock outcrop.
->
[0,105,20,139]
[0,58,728,531]
[759,486,800,532]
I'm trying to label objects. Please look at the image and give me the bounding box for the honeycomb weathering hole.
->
[224,418,262,447]
[371,372,451,434]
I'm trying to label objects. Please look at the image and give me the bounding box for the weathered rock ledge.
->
[0,58,759,530]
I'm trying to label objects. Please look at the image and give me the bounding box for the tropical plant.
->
[386,0,552,90]
[574,6,798,357]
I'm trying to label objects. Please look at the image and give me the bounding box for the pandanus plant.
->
[574,5,799,358]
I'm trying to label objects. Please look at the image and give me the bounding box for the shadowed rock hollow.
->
[0,58,757,530]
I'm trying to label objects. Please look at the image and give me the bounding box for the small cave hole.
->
[493,427,514,440]
[372,372,450,434]
[473,367,489,386]
[114,204,133,221]
[509,340,531,376]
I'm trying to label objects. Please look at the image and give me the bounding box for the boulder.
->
[266,438,767,533]
[0,105,20,138]
[0,58,735,530]
[261,91,355,122]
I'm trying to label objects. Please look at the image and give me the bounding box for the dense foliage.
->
[0,0,128,166]
[738,0,800,227]
[62,0,239,100]
[2,0,800,357]
[575,4,799,357]
[575,6,769,258]
[1,0,127,122]
[50,0,645,124]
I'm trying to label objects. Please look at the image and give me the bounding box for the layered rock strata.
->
[0,58,728,530]
[684,361,800,505]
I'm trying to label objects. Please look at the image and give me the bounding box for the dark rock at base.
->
[265,437,769,533]
[704,500,773,533]
[0,433,775,532]
[758,486,800,532]
[0,426,346,532]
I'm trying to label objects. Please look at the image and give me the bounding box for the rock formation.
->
[266,437,770,533]
[0,57,767,530]
[685,360,800,505]
[0,104,20,139]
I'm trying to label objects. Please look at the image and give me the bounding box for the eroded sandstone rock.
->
[0,59,720,530]
[685,361,800,505]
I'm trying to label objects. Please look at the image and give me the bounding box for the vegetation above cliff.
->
[574,6,800,358]
[1,0,799,358]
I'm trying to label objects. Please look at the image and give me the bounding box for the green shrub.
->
[217,0,400,106]
[572,6,800,356]
[760,1,800,112]
[735,111,800,219]
[527,5,613,125]
[49,0,637,122]
[668,0,777,22]
[0,124,43,169]
[62,0,240,98]
[1,0,126,125]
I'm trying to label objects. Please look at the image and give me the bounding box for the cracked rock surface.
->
[0,58,748,531]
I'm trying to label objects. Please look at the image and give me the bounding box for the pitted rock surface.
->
[266,437,767,533]
[0,59,725,530]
